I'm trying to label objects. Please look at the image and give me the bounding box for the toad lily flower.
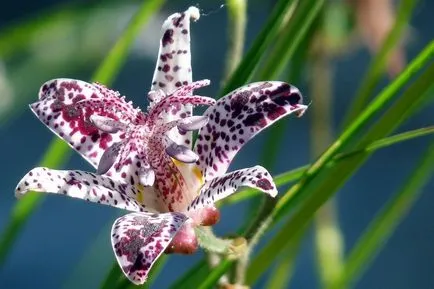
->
[15,6,308,285]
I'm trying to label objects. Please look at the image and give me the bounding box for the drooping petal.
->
[195,81,308,180]
[111,212,188,284]
[187,166,277,212]
[149,6,200,146]
[32,78,144,168]
[15,167,162,212]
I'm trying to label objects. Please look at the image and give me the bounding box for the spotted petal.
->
[31,78,144,168]
[150,6,200,146]
[195,81,307,180]
[111,212,188,284]
[187,166,277,211]
[15,167,161,212]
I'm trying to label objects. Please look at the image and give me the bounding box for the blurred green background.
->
[0,0,434,288]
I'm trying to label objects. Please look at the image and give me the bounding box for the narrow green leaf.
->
[246,57,434,284]
[330,141,434,289]
[0,139,71,264]
[257,0,325,80]
[198,261,233,289]
[221,125,434,206]
[264,229,305,289]
[92,0,165,84]
[100,263,123,289]
[274,41,434,222]
[167,259,210,289]
[342,0,418,126]
[0,0,164,267]
[220,0,296,95]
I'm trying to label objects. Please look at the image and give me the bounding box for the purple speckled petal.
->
[187,166,277,212]
[111,212,188,284]
[32,78,144,168]
[149,6,200,146]
[195,81,307,180]
[15,167,161,212]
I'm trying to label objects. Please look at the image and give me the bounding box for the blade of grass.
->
[342,0,417,126]
[92,0,164,84]
[264,228,305,289]
[0,140,71,265]
[222,0,247,83]
[0,0,164,267]
[168,14,433,289]
[100,263,123,289]
[246,58,434,285]
[221,125,434,206]
[167,259,210,289]
[330,140,434,289]
[273,41,434,223]
[257,0,324,80]
[220,0,296,95]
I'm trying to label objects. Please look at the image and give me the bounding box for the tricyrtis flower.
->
[15,6,308,285]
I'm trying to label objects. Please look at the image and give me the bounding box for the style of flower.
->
[15,6,308,284]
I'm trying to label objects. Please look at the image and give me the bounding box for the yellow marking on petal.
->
[192,165,204,186]
[172,158,205,198]
[135,183,145,204]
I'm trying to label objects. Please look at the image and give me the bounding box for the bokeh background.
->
[0,0,433,288]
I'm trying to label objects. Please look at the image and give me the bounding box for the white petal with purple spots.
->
[195,81,307,180]
[187,166,277,211]
[15,167,161,212]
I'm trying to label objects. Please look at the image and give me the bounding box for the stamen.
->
[165,140,199,163]
[97,142,123,174]
[90,115,127,133]
[177,116,209,131]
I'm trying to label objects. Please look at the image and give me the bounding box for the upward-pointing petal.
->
[194,81,307,180]
[111,212,188,284]
[150,6,200,98]
[149,6,200,146]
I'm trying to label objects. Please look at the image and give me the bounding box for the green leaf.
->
[221,125,434,206]
[246,46,434,284]
[342,0,418,126]
[100,263,123,289]
[264,229,305,289]
[257,0,325,80]
[329,141,434,289]
[0,0,164,267]
[167,259,210,289]
[0,139,71,265]
[220,0,296,95]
